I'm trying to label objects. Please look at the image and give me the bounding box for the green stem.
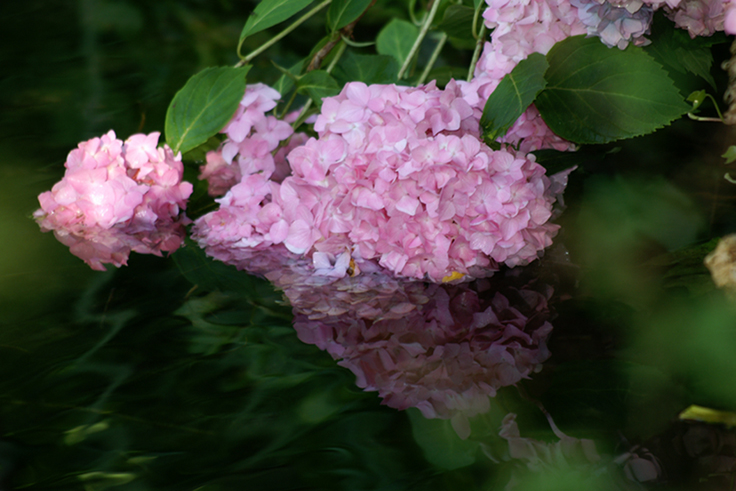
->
[326,41,347,73]
[467,24,487,81]
[417,33,447,86]
[292,100,314,131]
[236,0,332,65]
[471,0,483,40]
[280,89,299,119]
[397,0,443,80]
[687,93,726,122]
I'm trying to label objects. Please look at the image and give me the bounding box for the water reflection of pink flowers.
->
[247,250,554,439]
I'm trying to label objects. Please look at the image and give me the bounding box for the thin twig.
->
[467,24,487,81]
[398,0,443,80]
[237,0,332,66]
[417,33,447,86]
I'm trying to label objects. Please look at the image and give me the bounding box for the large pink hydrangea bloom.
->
[34,131,193,271]
[194,81,567,282]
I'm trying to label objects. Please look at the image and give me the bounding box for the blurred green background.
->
[4,1,736,490]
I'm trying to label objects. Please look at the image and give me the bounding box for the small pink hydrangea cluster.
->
[198,83,305,196]
[194,81,566,282]
[666,0,734,37]
[34,131,193,271]
[244,251,554,439]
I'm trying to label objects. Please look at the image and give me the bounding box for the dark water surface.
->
[4,2,736,490]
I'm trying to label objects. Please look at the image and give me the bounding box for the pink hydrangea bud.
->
[34,130,193,271]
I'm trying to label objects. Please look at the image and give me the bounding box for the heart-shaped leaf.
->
[376,19,419,68]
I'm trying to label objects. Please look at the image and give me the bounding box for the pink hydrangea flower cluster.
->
[238,249,554,440]
[194,81,567,282]
[666,0,733,37]
[34,131,193,271]
[198,83,305,196]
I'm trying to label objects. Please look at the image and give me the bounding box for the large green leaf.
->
[332,50,399,85]
[480,52,548,144]
[535,36,689,144]
[239,0,314,45]
[296,70,340,106]
[165,66,251,155]
[326,0,373,31]
[376,19,419,68]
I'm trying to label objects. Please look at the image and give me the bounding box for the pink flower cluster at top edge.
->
[198,83,307,196]
[460,0,735,156]
[193,81,565,283]
[34,131,193,271]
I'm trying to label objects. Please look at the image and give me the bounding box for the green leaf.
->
[332,50,399,85]
[296,70,340,106]
[644,13,719,92]
[676,47,716,90]
[376,19,419,67]
[536,36,689,144]
[723,145,736,164]
[436,5,475,40]
[239,0,313,44]
[407,409,480,470]
[172,239,277,298]
[480,52,548,144]
[326,0,373,31]
[165,66,251,155]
